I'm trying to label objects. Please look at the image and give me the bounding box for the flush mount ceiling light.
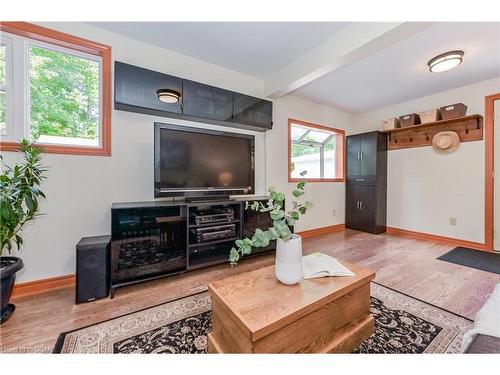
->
[157,89,181,104]
[427,50,464,73]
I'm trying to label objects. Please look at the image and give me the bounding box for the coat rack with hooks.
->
[383,115,483,150]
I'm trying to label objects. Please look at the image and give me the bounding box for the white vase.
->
[275,234,303,285]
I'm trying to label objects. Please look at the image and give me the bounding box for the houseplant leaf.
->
[0,139,47,256]
[230,170,312,265]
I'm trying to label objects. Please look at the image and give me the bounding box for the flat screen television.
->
[154,123,255,199]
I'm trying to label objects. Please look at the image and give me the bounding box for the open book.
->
[303,252,355,279]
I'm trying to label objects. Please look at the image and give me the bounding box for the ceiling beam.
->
[264,22,434,99]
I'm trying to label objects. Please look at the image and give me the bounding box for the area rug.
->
[53,283,472,354]
[437,247,500,275]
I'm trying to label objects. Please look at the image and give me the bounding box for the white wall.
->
[2,23,353,282]
[268,95,353,232]
[353,78,500,243]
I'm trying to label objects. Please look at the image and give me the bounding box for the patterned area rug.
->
[53,283,472,354]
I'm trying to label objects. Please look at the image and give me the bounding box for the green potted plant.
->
[1,139,47,324]
[229,172,312,285]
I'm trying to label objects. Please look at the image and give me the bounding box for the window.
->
[288,119,345,182]
[0,38,13,137]
[0,22,111,155]
[0,43,7,134]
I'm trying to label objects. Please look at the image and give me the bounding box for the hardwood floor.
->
[1,229,499,353]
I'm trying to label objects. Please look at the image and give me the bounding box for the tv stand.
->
[109,197,274,297]
[185,195,231,203]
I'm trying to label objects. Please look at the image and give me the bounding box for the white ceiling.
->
[293,22,500,112]
[89,22,348,79]
[90,22,500,113]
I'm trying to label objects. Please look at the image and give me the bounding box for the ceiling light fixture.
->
[157,89,181,104]
[427,50,464,73]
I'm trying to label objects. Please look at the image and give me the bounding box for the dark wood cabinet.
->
[110,204,187,294]
[233,93,272,129]
[360,133,378,176]
[182,80,233,122]
[346,185,373,229]
[346,135,362,176]
[347,132,384,180]
[114,61,273,132]
[346,185,384,233]
[114,62,183,115]
[346,131,387,234]
[109,196,275,297]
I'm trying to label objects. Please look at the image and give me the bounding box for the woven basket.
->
[380,117,400,131]
[418,108,441,124]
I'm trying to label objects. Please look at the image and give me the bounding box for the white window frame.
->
[290,123,336,179]
[0,31,103,148]
[0,36,14,139]
[288,118,346,183]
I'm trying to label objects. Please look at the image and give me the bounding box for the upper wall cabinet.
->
[346,132,387,184]
[182,80,233,122]
[113,61,273,132]
[233,93,272,130]
[114,62,182,115]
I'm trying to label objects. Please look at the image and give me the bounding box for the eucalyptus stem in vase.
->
[229,171,312,284]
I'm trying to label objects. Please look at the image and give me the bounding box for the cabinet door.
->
[357,186,376,229]
[111,206,187,284]
[346,185,376,231]
[114,62,183,114]
[233,93,272,129]
[182,80,233,121]
[346,135,361,176]
[346,185,362,229]
[360,133,377,176]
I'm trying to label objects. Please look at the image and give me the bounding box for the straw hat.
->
[432,131,460,153]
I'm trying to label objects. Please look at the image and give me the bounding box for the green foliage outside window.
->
[0,93,5,135]
[0,44,5,84]
[0,44,6,134]
[29,46,99,140]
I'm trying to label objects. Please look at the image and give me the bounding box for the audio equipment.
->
[76,235,111,303]
[190,224,236,243]
[191,207,234,225]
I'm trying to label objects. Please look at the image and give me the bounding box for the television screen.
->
[154,123,254,197]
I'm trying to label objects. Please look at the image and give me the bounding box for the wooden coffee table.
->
[208,260,375,353]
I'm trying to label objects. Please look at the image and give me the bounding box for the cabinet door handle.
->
[360,201,364,210]
[357,152,360,159]
[356,201,360,210]
[360,151,363,159]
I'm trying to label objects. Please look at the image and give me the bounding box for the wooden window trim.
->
[484,92,500,251]
[0,22,111,156]
[288,118,346,183]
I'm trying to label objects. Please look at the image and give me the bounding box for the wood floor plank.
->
[1,229,498,353]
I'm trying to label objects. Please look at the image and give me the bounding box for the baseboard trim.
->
[12,274,75,298]
[10,223,344,298]
[298,224,346,239]
[10,225,487,298]
[386,227,488,251]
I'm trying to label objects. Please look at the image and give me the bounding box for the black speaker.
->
[76,235,110,303]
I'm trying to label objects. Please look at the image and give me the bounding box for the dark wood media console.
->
[109,197,274,297]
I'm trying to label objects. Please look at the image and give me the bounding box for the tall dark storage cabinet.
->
[346,131,387,234]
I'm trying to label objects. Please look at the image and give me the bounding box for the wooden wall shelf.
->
[383,114,483,150]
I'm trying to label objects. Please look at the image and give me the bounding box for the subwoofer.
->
[76,235,111,303]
